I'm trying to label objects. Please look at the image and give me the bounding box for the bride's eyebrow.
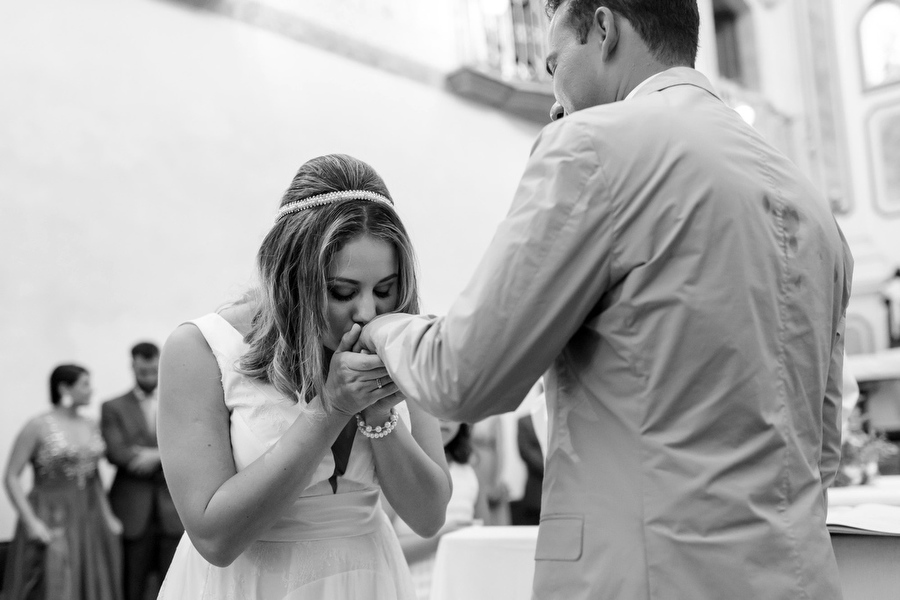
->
[328,274,398,285]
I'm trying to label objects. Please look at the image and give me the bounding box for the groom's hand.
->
[354,322,378,354]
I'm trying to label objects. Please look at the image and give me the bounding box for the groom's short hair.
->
[546,0,700,67]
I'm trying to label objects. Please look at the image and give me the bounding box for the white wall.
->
[695,0,721,80]
[0,0,542,538]
[830,0,900,351]
[262,0,461,73]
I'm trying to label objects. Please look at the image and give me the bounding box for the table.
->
[829,475,900,506]
[431,526,536,600]
[831,533,900,600]
[431,523,900,600]
[846,349,900,383]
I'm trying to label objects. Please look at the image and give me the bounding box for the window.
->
[715,7,743,83]
[713,0,756,88]
[860,1,900,89]
[868,103,900,215]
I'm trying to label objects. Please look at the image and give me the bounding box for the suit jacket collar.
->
[629,67,721,102]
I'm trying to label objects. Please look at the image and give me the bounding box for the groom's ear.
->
[593,7,619,62]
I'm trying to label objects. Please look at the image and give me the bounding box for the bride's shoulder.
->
[216,295,258,338]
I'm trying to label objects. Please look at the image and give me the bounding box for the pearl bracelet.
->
[356,408,399,439]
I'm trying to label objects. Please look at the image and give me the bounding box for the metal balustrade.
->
[456,0,552,85]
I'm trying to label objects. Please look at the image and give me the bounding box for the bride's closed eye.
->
[329,288,355,302]
[328,284,395,302]
[374,284,395,299]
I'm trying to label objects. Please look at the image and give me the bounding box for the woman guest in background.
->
[387,420,487,600]
[157,154,451,600]
[2,364,123,600]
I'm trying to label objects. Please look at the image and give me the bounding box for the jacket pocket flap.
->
[535,514,583,561]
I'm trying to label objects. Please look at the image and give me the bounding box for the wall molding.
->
[166,0,447,87]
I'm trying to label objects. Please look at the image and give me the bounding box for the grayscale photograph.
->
[1,1,899,599]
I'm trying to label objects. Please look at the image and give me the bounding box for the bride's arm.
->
[158,323,378,567]
[365,401,451,537]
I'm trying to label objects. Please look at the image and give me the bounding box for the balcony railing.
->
[457,0,552,84]
[448,0,555,123]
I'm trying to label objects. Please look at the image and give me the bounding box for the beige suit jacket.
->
[368,68,852,599]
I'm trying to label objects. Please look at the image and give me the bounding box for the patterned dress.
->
[1,413,123,600]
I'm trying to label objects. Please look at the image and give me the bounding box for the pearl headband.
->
[274,190,394,223]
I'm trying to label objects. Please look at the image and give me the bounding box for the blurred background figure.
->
[842,354,861,440]
[509,413,543,526]
[470,416,510,526]
[101,343,182,600]
[469,380,548,528]
[508,379,546,526]
[2,364,122,600]
[388,419,486,600]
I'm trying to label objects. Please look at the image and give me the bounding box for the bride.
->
[156,154,451,599]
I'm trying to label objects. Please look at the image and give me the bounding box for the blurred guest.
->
[507,379,546,525]
[388,420,487,600]
[509,414,543,526]
[470,416,510,525]
[2,364,123,599]
[841,353,860,440]
[101,343,183,600]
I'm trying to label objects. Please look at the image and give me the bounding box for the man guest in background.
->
[102,342,183,600]
[509,413,543,526]
[361,1,852,598]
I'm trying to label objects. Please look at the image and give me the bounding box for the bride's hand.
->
[324,324,403,417]
[360,388,406,425]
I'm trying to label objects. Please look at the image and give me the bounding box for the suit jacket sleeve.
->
[101,400,140,470]
[368,120,616,422]
[819,316,846,492]
[821,231,853,491]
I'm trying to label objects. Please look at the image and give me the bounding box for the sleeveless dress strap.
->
[187,313,247,375]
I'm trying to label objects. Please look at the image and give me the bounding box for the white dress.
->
[158,313,417,600]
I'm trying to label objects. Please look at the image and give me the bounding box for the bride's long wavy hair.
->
[239,154,420,407]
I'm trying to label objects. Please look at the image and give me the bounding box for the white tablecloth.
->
[432,487,900,600]
[431,526,537,600]
[845,349,900,383]
[828,475,900,507]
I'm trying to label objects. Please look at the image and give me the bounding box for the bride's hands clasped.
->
[323,324,403,418]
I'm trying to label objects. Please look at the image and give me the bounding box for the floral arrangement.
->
[834,407,899,487]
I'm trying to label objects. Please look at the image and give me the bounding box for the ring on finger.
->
[375,377,384,389]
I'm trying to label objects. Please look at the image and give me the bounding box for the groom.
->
[362,1,852,598]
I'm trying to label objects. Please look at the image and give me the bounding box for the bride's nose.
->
[353,293,377,325]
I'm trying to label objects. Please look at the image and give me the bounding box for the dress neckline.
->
[207,311,355,494]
